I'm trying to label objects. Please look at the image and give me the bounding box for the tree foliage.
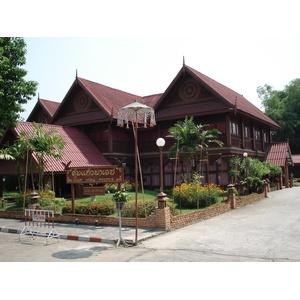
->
[0,37,38,135]
[4,123,66,192]
[168,116,223,182]
[229,156,282,193]
[257,79,300,153]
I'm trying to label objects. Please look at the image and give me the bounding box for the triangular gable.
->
[154,65,280,129]
[51,77,142,126]
[27,98,60,123]
[154,66,230,120]
[78,77,143,118]
[265,142,293,167]
[0,122,111,175]
[186,66,279,129]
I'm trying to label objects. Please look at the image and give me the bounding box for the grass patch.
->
[67,189,161,205]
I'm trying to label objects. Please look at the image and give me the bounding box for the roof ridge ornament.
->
[183,56,186,75]
[75,69,78,86]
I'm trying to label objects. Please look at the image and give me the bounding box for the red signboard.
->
[66,166,124,184]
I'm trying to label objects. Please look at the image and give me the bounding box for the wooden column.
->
[71,184,75,214]
[225,115,231,147]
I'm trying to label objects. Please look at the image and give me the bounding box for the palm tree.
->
[1,141,27,192]
[0,153,15,160]
[25,123,66,191]
[169,117,201,182]
[197,126,224,177]
[168,116,223,183]
[4,122,65,192]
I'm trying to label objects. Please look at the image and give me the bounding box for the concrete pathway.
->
[1,187,300,262]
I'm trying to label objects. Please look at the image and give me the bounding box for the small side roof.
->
[292,154,300,165]
[27,98,60,122]
[265,142,294,167]
[0,122,111,175]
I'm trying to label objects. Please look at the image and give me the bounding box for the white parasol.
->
[117,100,156,128]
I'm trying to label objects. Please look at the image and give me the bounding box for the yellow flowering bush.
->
[173,183,221,208]
[105,180,136,193]
[15,190,33,207]
[15,189,65,211]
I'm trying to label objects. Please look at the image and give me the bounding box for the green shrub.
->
[14,190,32,207]
[105,181,135,193]
[62,203,72,214]
[62,201,115,215]
[105,183,118,193]
[173,183,221,209]
[14,189,65,211]
[244,177,264,193]
[122,200,157,218]
[83,202,115,215]
[38,190,55,207]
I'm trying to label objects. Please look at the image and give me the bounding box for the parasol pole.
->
[134,116,139,245]
[117,99,156,245]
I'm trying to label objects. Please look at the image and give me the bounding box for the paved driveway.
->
[1,187,300,262]
[134,187,300,262]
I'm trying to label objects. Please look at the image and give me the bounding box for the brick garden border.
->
[0,192,267,231]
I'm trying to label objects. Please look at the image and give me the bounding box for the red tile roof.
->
[265,142,293,167]
[77,77,143,118]
[292,154,300,165]
[38,99,60,117]
[14,122,111,173]
[29,65,279,131]
[143,93,163,108]
[27,98,60,122]
[186,66,280,129]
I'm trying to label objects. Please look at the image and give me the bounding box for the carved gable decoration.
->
[61,88,98,116]
[162,75,219,108]
[179,79,202,102]
[157,74,227,120]
[52,83,107,126]
[38,112,51,124]
[74,92,91,112]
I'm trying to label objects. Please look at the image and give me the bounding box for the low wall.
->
[0,192,267,231]
[168,192,266,230]
[0,208,168,229]
[170,202,230,230]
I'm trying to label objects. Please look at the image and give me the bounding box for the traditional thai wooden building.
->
[0,63,294,196]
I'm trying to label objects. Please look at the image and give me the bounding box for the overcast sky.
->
[2,0,300,121]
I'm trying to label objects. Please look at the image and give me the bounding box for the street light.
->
[243,152,249,182]
[155,137,168,208]
[156,137,165,192]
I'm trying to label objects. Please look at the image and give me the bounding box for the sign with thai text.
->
[83,186,105,196]
[66,166,124,184]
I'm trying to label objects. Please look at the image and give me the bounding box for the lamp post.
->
[117,100,156,245]
[243,152,248,178]
[156,138,165,192]
[155,137,169,208]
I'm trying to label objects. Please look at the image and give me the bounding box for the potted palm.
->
[112,191,130,211]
